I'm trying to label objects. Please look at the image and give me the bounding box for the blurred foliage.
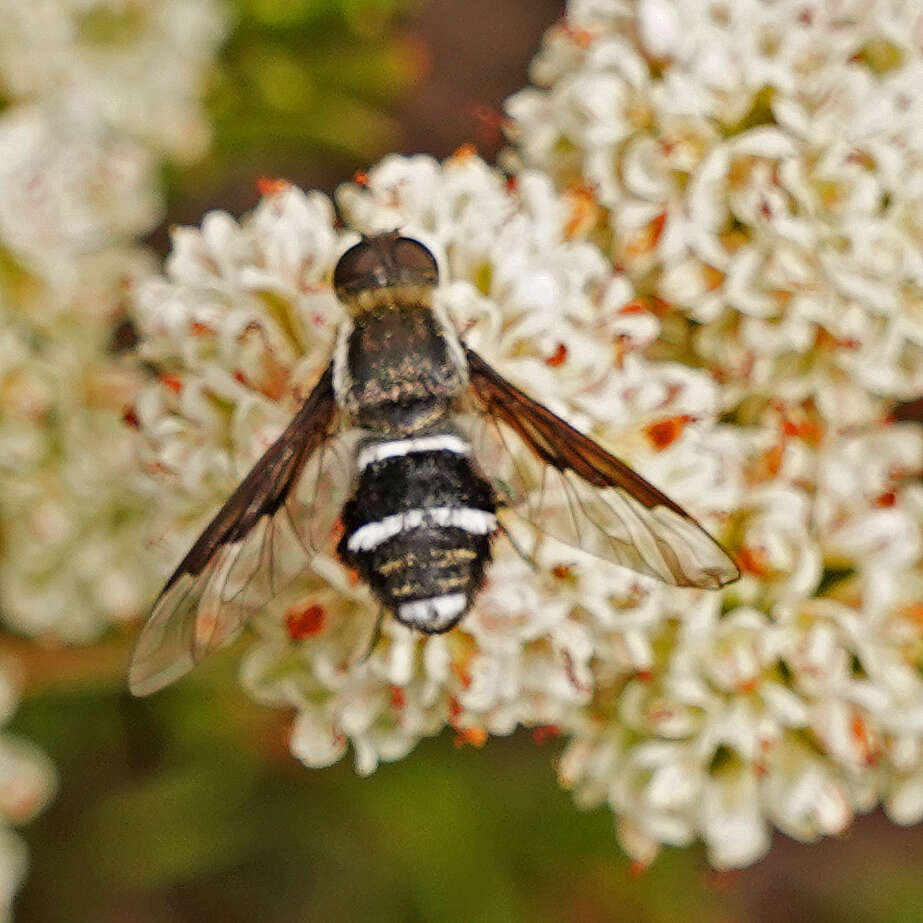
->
[7,655,711,923]
[6,644,923,922]
[167,0,428,205]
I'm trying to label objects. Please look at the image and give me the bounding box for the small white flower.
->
[0,102,160,279]
[701,761,771,869]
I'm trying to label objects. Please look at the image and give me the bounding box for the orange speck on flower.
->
[702,264,724,291]
[647,704,675,723]
[545,343,568,366]
[451,662,473,688]
[776,402,825,446]
[144,461,173,477]
[159,373,182,394]
[772,288,793,308]
[256,353,290,402]
[644,414,695,451]
[448,696,463,722]
[629,859,650,877]
[552,563,574,580]
[451,143,478,161]
[850,712,879,766]
[233,370,247,385]
[454,725,488,748]
[746,440,785,481]
[650,295,672,316]
[256,176,289,197]
[612,334,629,370]
[533,725,560,745]
[619,299,647,314]
[650,211,667,243]
[565,25,594,48]
[846,149,874,168]
[636,669,654,683]
[814,327,861,352]
[390,686,406,709]
[625,213,667,259]
[285,603,326,640]
[765,442,785,476]
[563,183,598,239]
[122,406,139,428]
[190,321,213,336]
[353,170,369,187]
[904,602,923,627]
[738,546,769,577]
[801,420,824,445]
[874,491,896,507]
[781,417,800,438]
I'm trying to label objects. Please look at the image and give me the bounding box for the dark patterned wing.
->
[465,347,739,588]
[129,362,351,695]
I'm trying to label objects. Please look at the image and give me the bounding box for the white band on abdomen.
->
[357,434,470,471]
[398,593,467,631]
[346,506,497,553]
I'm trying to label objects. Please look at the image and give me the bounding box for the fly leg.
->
[497,518,538,571]
[354,606,386,665]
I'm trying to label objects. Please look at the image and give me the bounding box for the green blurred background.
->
[9,2,923,920]
[14,650,923,923]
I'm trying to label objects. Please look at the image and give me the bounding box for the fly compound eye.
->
[333,238,387,295]
[390,236,439,280]
[333,233,439,299]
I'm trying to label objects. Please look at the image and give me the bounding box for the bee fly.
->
[129,232,739,695]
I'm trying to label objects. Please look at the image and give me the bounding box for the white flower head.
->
[506,0,923,868]
[507,0,923,421]
[0,101,160,281]
[0,0,228,160]
[0,305,159,641]
[132,153,738,791]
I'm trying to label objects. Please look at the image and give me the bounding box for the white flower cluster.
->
[0,310,157,642]
[506,0,923,423]
[0,0,226,161]
[131,154,744,824]
[0,2,224,901]
[0,0,226,640]
[504,0,923,867]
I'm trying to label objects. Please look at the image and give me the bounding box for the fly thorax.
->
[335,303,466,433]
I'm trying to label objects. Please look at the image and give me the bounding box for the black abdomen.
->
[337,437,497,633]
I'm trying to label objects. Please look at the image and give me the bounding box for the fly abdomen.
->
[337,434,497,632]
